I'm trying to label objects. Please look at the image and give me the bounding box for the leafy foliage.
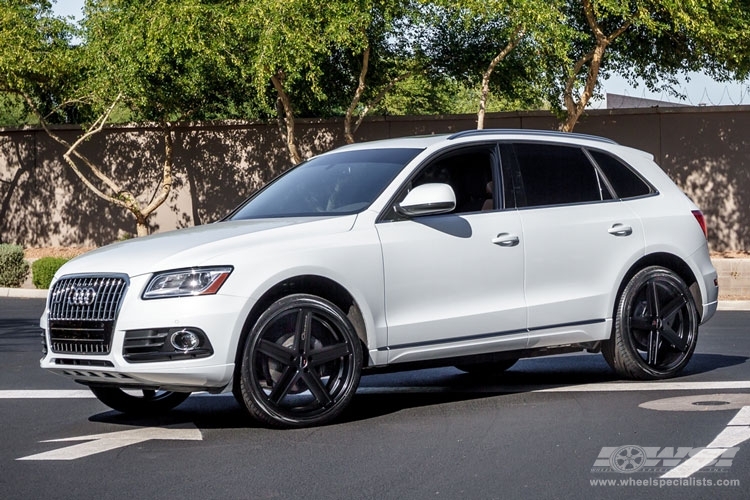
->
[540,0,750,130]
[1,0,750,222]
[0,0,81,123]
[31,257,69,289]
[0,244,29,288]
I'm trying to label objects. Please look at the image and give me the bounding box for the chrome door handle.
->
[492,233,520,247]
[608,223,633,237]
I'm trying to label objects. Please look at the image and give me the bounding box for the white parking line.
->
[5,381,750,400]
[662,406,750,478]
[18,425,203,461]
[534,381,750,392]
[0,390,95,399]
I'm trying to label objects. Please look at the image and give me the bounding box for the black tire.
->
[455,358,518,376]
[239,294,363,428]
[603,266,699,379]
[90,386,190,416]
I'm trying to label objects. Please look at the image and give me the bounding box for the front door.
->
[376,146,527,364]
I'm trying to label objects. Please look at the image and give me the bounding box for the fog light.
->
[170,329,201,352]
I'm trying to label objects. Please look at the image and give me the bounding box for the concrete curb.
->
[713,258,750,301]
[717,300,750,311]
[0,287,48,299]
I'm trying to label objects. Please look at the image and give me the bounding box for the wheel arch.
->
[232,274,369,392]
[613,252,703,323]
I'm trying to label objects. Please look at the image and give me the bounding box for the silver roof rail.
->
[446,128,618,145]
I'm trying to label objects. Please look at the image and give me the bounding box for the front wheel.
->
[90,386,190,416]
[603,266,699,379]
[238,294,363,428]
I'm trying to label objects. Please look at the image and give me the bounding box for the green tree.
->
[230,0,372,164]
[73,0,257,236]
[0,0,78,122]
[3,0,256,237]
[339,1,429,143]
[422,0,568,129]
[549,0,750,132]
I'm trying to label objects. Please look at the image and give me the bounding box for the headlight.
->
[142,266,233,299]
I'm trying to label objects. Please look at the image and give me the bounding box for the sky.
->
[50,0,750,108]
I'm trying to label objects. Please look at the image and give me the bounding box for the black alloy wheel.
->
[239,294,362,428]
[603,266,699,379]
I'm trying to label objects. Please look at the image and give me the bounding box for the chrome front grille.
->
[49,276,128,321]
[47,275,128,355]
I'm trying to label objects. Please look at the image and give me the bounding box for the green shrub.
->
[32,257,69,289]
[0,244,29,288]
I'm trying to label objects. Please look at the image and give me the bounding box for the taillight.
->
[692,210,708,239]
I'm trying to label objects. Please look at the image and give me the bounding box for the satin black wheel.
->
[603,266,699,379]
[239,294,362,428]
[90,386,190,415]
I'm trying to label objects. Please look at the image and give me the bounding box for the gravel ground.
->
[23,247,96,260]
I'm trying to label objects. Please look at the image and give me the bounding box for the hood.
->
[56,216,357,278]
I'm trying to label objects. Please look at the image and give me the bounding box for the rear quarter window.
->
[589,150,653,199]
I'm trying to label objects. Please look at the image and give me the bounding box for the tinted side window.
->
[410,148,495,214]
[512,143,602,207]
[589,150,653,199]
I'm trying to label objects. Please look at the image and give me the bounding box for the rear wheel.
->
[603,266,699,379]
[90,386,190,416]
[239,294,362,428]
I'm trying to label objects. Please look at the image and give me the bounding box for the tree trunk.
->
[271,71,302,165]
[559,0,631,132]
[345,46,370,144]
[477,28,523,130]
[23,92,176,237]
[136,219,149,237]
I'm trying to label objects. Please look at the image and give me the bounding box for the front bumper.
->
[40,276,251,392]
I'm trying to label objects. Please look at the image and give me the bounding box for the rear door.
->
[505,142,645,342]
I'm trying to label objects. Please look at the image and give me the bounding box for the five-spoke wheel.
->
[239,294,362,428]
[603,266,699,379]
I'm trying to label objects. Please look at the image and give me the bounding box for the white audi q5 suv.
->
[40,129,719,427]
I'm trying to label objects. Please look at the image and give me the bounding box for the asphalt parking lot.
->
[1,297,748,500]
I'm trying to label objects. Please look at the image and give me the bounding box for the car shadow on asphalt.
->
[87,351,748,429]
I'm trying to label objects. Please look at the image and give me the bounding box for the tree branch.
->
[478,26,524,129]
[271,70,302,165]
[142,123,174,217]
[20,91,129,208]
[344,45,370,144]
[561,1,633,132]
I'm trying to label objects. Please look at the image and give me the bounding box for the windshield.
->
[229,148,421,219]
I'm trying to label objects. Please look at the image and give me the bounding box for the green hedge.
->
[0,244,30,288]
[32,257,69,289]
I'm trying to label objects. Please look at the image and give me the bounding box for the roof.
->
[327,129,618,155]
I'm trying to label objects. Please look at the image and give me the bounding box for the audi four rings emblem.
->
[68,287,98,306]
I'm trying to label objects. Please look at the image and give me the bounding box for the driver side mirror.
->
[396,183,456,217]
